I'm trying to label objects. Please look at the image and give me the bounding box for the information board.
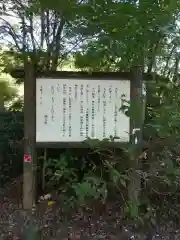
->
[36,78,130,143]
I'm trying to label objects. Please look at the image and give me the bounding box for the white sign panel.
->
[36,78,130,143]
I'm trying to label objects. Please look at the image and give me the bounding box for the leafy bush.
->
[45,152,107,206]
[0,111,23,185]
[44,149,130,208]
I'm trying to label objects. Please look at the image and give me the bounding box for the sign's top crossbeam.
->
[10,68,165,83]
[10,69,132,80]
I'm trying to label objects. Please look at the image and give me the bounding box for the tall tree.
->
[0,0,84,71]
[66,0,180,75]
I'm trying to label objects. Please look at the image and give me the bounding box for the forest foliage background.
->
[0,0,180,226]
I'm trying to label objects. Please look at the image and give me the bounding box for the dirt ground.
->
[0,180,180,240]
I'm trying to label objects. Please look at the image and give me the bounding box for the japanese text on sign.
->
[36,78,130,142]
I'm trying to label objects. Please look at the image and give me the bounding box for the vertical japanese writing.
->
[63,98,66,137]
[63,84,67,137]
[69,86,72,137]
[109,85,112,103]
[86,108,89,138]
[44,114,48,124]
[40,86,43,104]
[114,87,118,136]
[51,86,55,121]
[74,84,78,100]
[80,84,84,137]
[63,84,67,94]
[86,84,89,103]
[115,87,118,97]
[57,84,60,92]
[98,85,100,111]
[91,88,95,138]
[51,97,54,121]
[86,84,89,137]
[51,86,55,94]
[103,88,107,138]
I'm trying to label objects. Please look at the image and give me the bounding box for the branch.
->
[0,17,21,51]
[40,9,45,48]
[44,10,51,69]
[58,35,95,66]
[51,16,66,70]
[163,44,177,76]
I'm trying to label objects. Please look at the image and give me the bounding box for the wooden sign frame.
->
[10,68,144,149]
[35,71,134,148]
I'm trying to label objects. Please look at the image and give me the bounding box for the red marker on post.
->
[24,154,32,163]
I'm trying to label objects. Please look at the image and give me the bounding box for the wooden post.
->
[0,96,4,181]
[23,62,36,210]
[128,66,143,215]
